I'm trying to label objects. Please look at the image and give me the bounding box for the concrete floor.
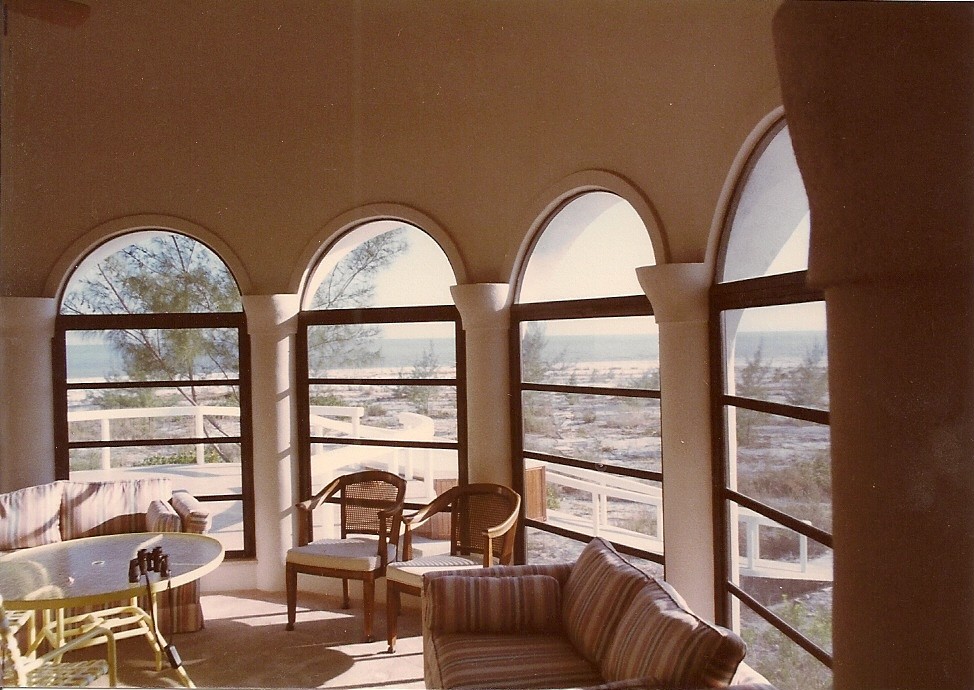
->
[82,589,426,688]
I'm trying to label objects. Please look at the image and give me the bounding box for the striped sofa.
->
[0,477,212,633]
[422,537,776,690]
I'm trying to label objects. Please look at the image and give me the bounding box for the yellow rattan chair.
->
[1,596,118,687]
[285,470,407,642]
[384,483,520,652]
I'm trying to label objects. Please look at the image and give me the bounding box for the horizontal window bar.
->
[728,582,833,669]
[312,436,458,451]
[68,436,242,450]
[58,312,245,329]
[308,377,457,387]
[711,272,823,311]
[301,305,459,325]
[514,295,653,321]
[725,489,833,548]
[66,379,240,391]
[722,394,829,425]
[522,382,660,399]
[524,450,663,483]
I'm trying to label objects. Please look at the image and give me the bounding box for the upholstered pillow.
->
[427,574,563,635]
[61,478,172,539]
[170,490,211,534]
[0,481,63,550]
[146,499,182,532]
[561,537,652,663]
[601,578,747,687]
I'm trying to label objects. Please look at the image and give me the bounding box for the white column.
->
[242,294,300,591]
[636,263,715,619]
[0,297,57,492]
[450,284,512,485]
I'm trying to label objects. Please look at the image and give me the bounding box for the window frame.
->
[53,309,256,559]
[511,295,663,566]
[295,304,468,508]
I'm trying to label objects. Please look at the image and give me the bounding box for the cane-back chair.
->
[385,482,520,652]
[1,596,118,687]
[285,470,406,642]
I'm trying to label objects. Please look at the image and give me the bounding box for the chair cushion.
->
[601,578,747,687]
[286,536,395,572]
[60,478,172,539]
[561,537,653,664]
[431,632,603,689]
[0,482,63,550]
[426,574,562,635]
[146,499,182,532]
[170,490,211,533]
[386,554,484,589]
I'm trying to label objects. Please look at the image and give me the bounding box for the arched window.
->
[297,220,465,526]
[513,191,662,571]
[712,121,833,689]
[56,230,254,557]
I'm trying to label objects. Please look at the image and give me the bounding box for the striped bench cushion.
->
[432,632,603,689]
[170,490,211,534]
[601,578,746,687]
[146,499,182,532]
[427,574,562,635]
[0,481,63,549]
[61,478,172,540]
[561,537,652,664]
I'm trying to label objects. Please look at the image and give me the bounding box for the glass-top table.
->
[0,532,224,687]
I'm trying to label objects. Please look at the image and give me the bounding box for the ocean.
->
[65,331,824,380]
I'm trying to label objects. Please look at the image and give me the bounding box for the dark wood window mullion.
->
[725,489,833,548]
[722,395,830,425]
[729,583,834,669]
[523,382,660,399]
[525,518,665,566]
[523,450,663,484]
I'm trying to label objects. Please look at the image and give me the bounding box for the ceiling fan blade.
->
[6,0,90,27]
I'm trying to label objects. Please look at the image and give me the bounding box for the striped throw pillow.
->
[146,499,182,532]
[426,574,562,634]
[0,481,63,549]
[601,578,747,687]
[561,537,652,664]
[170,490,211,533]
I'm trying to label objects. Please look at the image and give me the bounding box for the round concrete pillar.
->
[242,294,301,591]
[0,297,57,491]
[450,283,512,485]
[774,3,974,687]
[636,263,714,618]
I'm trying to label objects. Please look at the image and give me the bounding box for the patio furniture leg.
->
[386,584,399,653]
[363,577,375,642]
[285,564,297,631]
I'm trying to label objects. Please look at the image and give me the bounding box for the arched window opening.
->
[56,230,254,558]
[712,121,833,689]
[297,221,465,531]
[513,191,662,572]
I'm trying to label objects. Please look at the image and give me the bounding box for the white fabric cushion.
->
[286,536,395,572]
[386,554,484,588]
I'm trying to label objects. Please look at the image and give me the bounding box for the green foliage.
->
[394,341,440,414]
[742,597,833,690]
[784,342,828,408]
[545,485,561,510]
[310,392,347,407]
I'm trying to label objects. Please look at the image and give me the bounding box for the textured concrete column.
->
[0,297,57,492]
[775,3,974,688]
[636,263,714,619]
[243,294,300,591]
[450,284,512,485]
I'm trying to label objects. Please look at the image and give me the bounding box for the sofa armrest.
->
[424,561,574,585]
[169,490,211,534]
[146,499,182,532]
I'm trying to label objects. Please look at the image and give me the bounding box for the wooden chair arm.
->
[377,501,406,567]
[293,475,344,546]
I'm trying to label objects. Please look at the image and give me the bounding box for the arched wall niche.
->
[290,203,468,300]
[44,214,253,301]
[509,170,665,302]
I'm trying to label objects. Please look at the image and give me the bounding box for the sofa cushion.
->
[170,490,211,534]
[61,478,172,539]
[562,537,652,664]
[601,578,747,687]
[431,632,603,689]
[0,481,63,550]
[427,574,562,635]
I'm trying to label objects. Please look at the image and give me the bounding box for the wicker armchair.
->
[385,482,520,652]
[285,470,406,642]
[1,596,118,687]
